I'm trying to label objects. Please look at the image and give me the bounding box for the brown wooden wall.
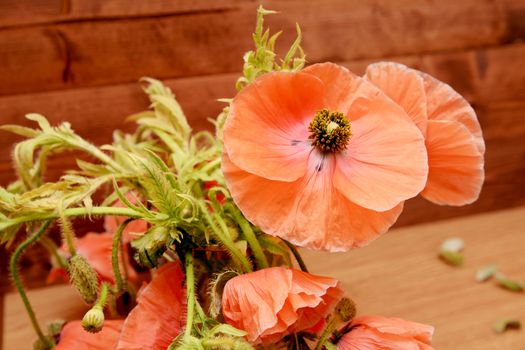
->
[0,0,524,229]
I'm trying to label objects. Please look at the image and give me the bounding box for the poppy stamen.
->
[308,109,351,152]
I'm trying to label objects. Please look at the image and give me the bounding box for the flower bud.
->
[81,306,105,333]
[131,226,168,268]
[46,319,65,337]
[68,255,99,304]
[335,297,357,322]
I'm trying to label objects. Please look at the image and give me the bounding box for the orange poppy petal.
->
[353,316,434,344]
[365,62,428,136]
[333,109,428,212]
[223,151,403,252]
[222,267,342,344]
[302,62,361,114]
[419,71,485,154]
[55,320,123,350]
[337,326,434,350]
[116,262,185,350]
[223,71,325,182]
[422,120,484,205]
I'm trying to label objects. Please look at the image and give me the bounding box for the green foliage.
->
[0,6,311,349]
[236,6,306,90]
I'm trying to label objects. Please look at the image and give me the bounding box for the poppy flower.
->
[337,316,434,350]
[365,62,484,206]
[222,62,428,251]
[116,262,186,350]
[54,320,123,350]
[221,267,344,344]
[104,191,148,243]
[52,233,137,285]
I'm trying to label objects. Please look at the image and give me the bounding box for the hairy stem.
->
[96,282,110,309]
[283,239,309,273]
[184,252,196,340]
[229,208,268,269]
[40,236,67,269]
[314,317,337,350]
[112,219,132,294]
[9,220,53,349]
[1,206,143,232]
[197,201,252,272]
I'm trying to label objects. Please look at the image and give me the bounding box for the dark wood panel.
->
[2,42,525,188]
[0,0,253,28]
[0,0,510,96]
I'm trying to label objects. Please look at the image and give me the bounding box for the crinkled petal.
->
[222,267,292,344]
[116,262,185,350]
[365,62,428,136]
[222,267,342,345]
[223,151,403,252]
[422,120,484,205]
[419,70,485,154]
[223,71,325,181]
[55,320,123,350]
[333,111,428,212]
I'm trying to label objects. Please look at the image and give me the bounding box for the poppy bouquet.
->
[0,7,484,350]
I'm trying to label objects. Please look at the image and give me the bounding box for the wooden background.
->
[0,0,524,299]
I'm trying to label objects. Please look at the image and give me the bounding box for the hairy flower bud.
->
[335,297,357,322]
[131,226,169,268]
[81,306,105,333]
[68,255,99,304]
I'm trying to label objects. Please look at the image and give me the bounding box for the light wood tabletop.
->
[3,207,525,349]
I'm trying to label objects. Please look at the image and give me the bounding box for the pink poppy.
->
[365,62,484,206]
[222,62,428,251]
[337,316,434,350]
[222,267,344,344]
[54,320,123,350]
[116,262,186,350]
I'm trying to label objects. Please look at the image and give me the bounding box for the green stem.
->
[9,220,53,349]
[283,239,309,273]
[184,252,196,340]
[1,206,143,232]
[96,282,110,309]
[196,201,252,272]
[315,317,337,350]
[229,208,268,269]
[112,219,132,294]
[40,236,67,269]
[58,205,76,257]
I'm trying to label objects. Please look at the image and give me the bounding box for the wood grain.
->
[0,0,510,96]
[3,207,525,349]
[0,0,253,29]
[2,44,524,227]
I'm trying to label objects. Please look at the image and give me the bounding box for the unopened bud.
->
[81,306,105,333]
[32,336,54,350]
[68,255,99,304]
[131,226,168,268]
[335,297,357,322]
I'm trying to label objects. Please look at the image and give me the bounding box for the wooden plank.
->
[2,43,525,225]
[0,0,252,29]
[3,207,525,349]
[0,0,509,96]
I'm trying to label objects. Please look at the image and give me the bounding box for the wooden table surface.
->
[3,207,525,349]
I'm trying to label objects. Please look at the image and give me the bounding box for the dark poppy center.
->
[308,109,351,153]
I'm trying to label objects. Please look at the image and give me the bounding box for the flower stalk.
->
[112,219,132,293]
[9,220,53,349]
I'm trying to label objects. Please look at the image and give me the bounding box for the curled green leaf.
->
[494,319,521,333]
